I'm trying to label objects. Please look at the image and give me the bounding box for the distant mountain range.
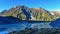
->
[0,5,60,21]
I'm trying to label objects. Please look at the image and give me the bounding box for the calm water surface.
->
[0,21,52,34]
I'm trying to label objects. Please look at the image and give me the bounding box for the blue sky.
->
[0,0,60,12]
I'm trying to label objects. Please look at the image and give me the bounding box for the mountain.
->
[0,16,21,24]
[50,11,60,18]
[0,5,60,21]
[50,18,60,27]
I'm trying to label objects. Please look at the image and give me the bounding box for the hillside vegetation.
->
[0,6,60,21]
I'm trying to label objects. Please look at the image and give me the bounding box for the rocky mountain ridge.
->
[0,5,60,21]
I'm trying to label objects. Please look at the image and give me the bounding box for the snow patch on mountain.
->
[50,12,54,15]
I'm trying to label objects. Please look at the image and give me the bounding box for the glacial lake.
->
[0,21,52,34]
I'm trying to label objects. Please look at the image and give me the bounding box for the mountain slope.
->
[0,6,60,21]
[0,16,21,24]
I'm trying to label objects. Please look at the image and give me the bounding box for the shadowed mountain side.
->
[0,16,22,24]
[21,8,31,20]
[50,18,60,27]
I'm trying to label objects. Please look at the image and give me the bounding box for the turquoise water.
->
[0,21,52,34]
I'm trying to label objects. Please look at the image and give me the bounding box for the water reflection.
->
[0,21,52,34]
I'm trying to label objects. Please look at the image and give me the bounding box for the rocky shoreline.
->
[9,28,60,34]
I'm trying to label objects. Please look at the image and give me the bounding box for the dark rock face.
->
[21,8,31,19]
[50,18,60,27]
